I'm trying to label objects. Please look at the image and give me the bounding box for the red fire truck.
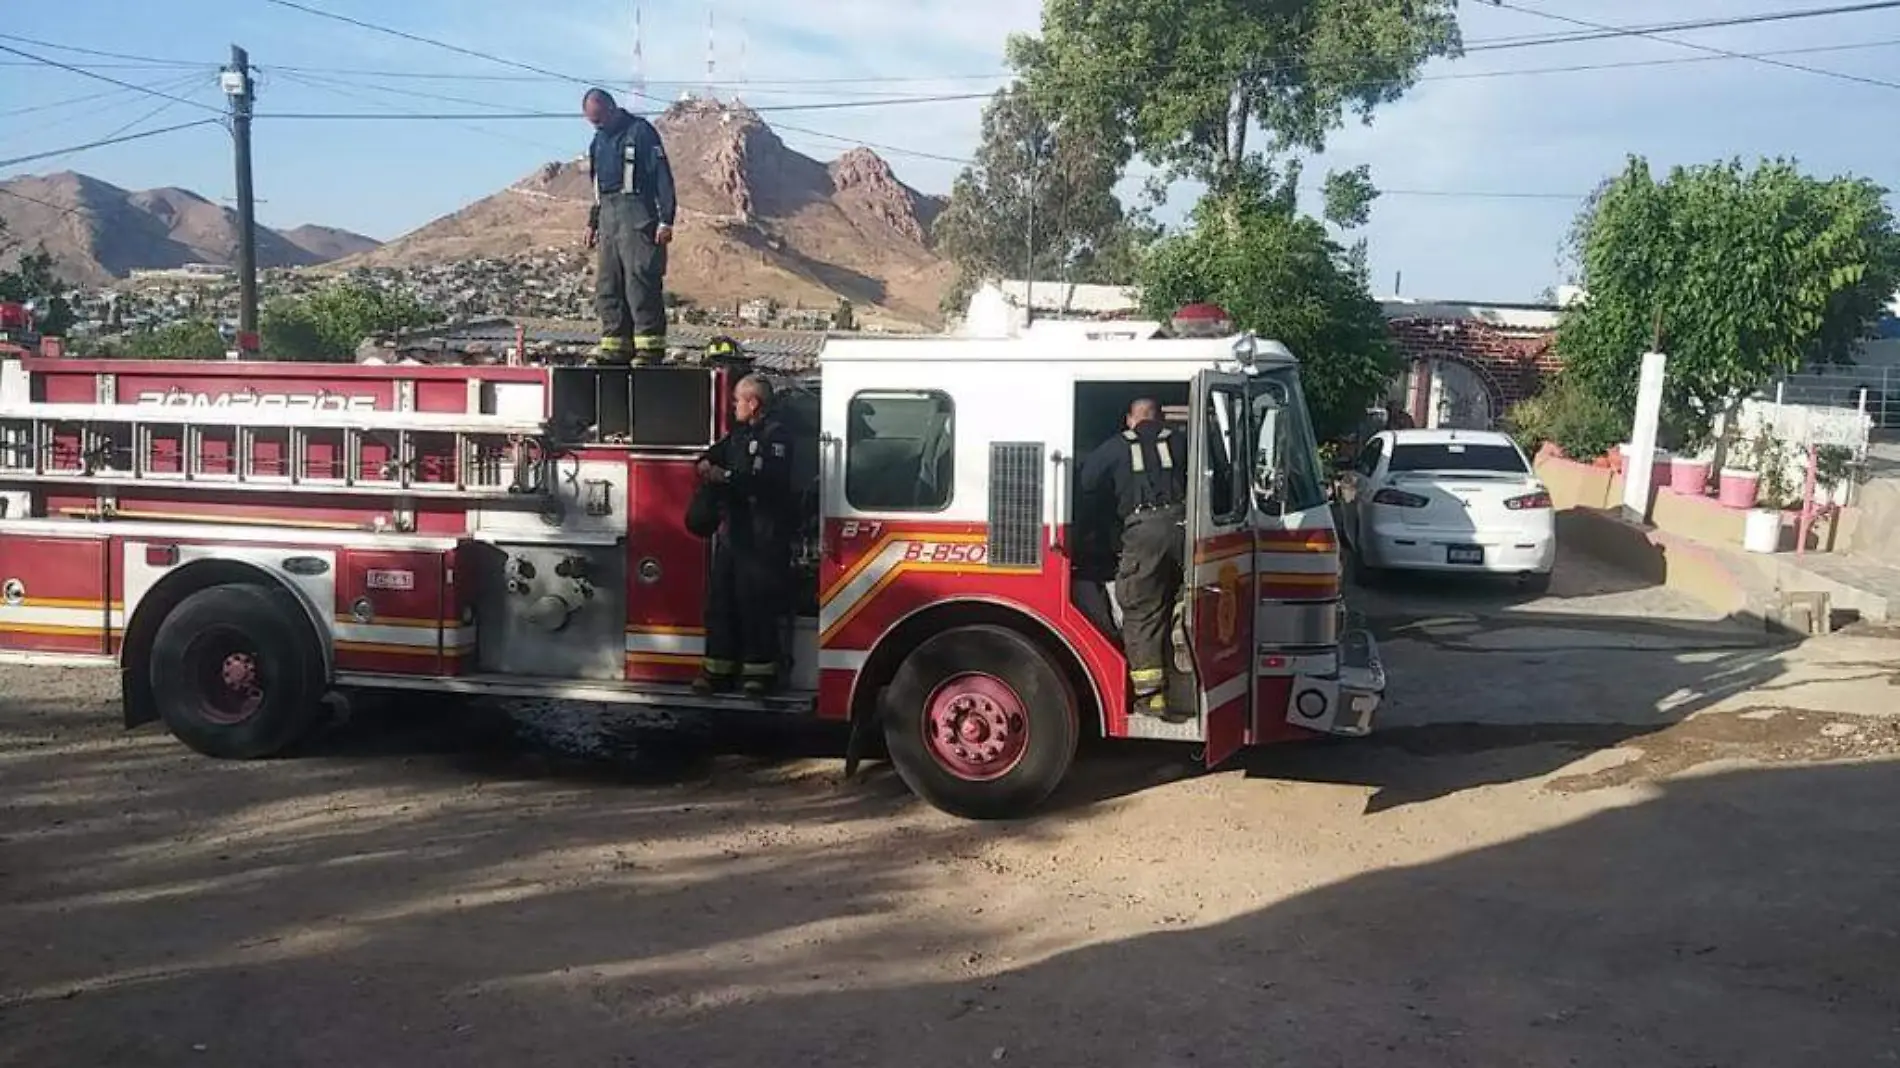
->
[0,317,1382,818]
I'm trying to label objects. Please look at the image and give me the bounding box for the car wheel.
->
[1519,571,1553,596]
[1349,538,1385,588]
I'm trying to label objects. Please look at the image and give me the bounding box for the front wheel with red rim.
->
[149,583,326,759]
[884,624,1079,820]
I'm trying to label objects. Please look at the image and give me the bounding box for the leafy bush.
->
[81,319,226,359]
[1505,376,1624,460]
[260,280,438,361]
[1502,390,1555,453]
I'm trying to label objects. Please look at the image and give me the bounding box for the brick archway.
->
[1405,349,1508,430]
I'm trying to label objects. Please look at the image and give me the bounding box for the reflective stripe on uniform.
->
[1155,428,1174,470]
[632,333,667,352]
[599,336,629,352]
[1129,666,1166,696]
[740,661,777,678]
[702,657,737,677]
[1124,428,1145,474]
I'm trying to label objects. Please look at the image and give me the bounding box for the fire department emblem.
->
[1215,561,1240,645]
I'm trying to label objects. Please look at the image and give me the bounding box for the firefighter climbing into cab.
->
[1078,397,1190,720]
[582,87,677,365]
[693,372,796,696]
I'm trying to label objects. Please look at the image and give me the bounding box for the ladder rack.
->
[0,402,554,501]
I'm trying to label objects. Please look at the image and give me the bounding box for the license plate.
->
[1446,545,1485,565]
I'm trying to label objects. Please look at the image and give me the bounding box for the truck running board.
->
[333,671,818,715]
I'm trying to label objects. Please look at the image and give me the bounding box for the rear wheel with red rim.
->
[884,624,1078,820]
[150,583,326,759]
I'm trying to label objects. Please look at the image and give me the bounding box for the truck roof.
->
[820,332,1297,366]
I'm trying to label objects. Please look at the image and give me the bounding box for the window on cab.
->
[1202,383,1246,523]
[1387,442,1527,474]
[1251,369,1328,515]
[845,390,955,511]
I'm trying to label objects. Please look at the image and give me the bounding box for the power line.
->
[1487,0,1900,93]
[60,75,223,166]
[269,68,572,156]
[251,0,1900,90]
[0,32,203,69]
[1414,35,1900,86]
[0,118,223,171]
[249,33,1900,113]
[253,91,994,121]
[260,0,620,94]
[0,72,213,150]
[0,42,227,115]
[0,183,93,220]
[2,84,152,120]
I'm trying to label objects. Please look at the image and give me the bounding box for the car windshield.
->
[1250,368,1328,515]
[1388,442,1527,474]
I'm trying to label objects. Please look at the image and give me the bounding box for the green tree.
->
[78,319,227,359]
[260,279,438,361]
[0,219,77,337]
[934,83,1139,315]
[1011,0,1459,214]
[1558,156,1900,449]
[1139,194,1395,439]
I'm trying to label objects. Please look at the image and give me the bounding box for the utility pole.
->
[223,45,258,353]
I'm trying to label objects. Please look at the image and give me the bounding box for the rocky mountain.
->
[0,172,380,285]
[278,224,382,263]
[350,98,953,328]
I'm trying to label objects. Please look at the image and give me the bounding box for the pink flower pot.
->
[1717,469,1759,510]
[1669,458,1711,495]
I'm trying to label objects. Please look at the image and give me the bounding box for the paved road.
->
[2,548,1897,1067]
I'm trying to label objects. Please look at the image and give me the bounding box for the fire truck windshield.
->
[1250,368,1328,515]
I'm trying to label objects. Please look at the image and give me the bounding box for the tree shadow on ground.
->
[4,687,1893,1066]
[1242,604,1794,813]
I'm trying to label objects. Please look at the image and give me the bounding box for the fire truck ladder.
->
[0,402,554,501]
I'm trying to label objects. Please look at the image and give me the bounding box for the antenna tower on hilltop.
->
[632,2,645,104]
[705,4,717,101]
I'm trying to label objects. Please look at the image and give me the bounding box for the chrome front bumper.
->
[1329,629,1385,737]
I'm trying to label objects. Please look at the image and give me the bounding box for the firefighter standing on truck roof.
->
[582,87,677,365]
[1079,398,1189,720]
[694,373,795,697]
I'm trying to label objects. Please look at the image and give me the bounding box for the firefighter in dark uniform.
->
[582,88,677,365]
[694,373,796,696]
[1078,398,1188,719]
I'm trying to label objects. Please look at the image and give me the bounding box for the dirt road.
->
[3,554,1898,1067]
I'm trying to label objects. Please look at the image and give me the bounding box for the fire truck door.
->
[1185,369,1255,768]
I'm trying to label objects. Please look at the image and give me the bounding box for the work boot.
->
[1137,691,1192,724]
[691,674,732,696]
[741,677,775,699]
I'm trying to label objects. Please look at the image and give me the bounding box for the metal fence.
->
[1760,365,1900,430]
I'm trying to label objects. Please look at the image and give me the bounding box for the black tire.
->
[1519,571,1553,596]
[882,624,1079,820]
[149,583,326,759]
[1348,539,1385,588]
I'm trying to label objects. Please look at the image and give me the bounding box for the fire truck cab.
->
[0,320,1382,819]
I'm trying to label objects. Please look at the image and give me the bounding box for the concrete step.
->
[1556,507,1894,633]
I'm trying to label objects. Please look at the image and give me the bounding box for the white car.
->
[1337,428,1556,592]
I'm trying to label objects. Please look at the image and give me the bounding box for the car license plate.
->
[1446,545,1485,565]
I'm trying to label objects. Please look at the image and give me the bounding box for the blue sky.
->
[4,0,1900,302]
